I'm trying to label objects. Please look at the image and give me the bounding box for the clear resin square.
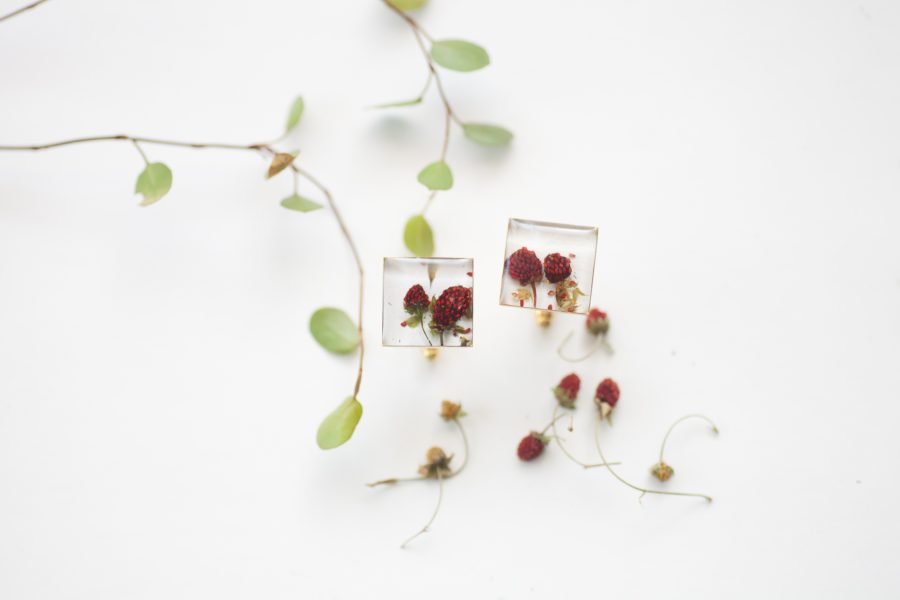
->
[500,218,598,314]
[383,257,474,347]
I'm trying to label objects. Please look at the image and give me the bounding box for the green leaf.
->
[388,0,427,10]
[285,96,305,133]
[134,162,173,207]
[280,194,322,213]
[462,123,513,146]
[404,214,434,257]
[309,307,359,354]
[416,160,453,191]
[370,97,423,109]
[317,396,363,449]
[430,39,490,72]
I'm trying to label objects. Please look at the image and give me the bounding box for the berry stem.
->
[658,414,719,465]
[550,405,620,469]
[0,0,49,24]
[400,471,443,549]
[420,319,433,346]
[531,282,537,308]
[366,416,469,488]
[557,331,613,363]
[0,133,367,405]
[593,419,712,502]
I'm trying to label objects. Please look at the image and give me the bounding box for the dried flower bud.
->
[586,308,610,335]
[419,446,453,478]
[553,373,581,408]
[440,400,462,421]
[651,462,674,481]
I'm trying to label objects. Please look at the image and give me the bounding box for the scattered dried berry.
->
[586,308,610,335]
[543,252,572,284]
[517,432,547,461]
[594,377,620,420]
[440,400,462,421]
[553,373,581,408]
[419,446,453,478]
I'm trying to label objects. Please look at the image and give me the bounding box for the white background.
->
[1,0,899,598]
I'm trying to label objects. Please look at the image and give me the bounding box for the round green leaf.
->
[317,396,363,449]
[387,0,427,10]
[430,39,490,72]
[309,307,359,354]
[135,162,173,207]
[404,214,434,257]
[281,194,322,213]
[462,123,513,146]
[285,96,305,133]
[416,160,453,191]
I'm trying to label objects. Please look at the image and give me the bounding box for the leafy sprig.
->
[0,97,367,450]
[378,0,513,257]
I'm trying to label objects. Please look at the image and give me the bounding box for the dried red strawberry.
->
[586,308,609,335]
[517,432,547,461]
[403,284,430,313]
[543,253,572,284]
[507,247,542,307]
[430,285,473,340]
[553,373,581,408]
[594,377,620,420]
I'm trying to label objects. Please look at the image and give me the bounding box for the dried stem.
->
[550,404,620,469]
[659,414,719,465]
[0,0,49,24]
[594,418,712,502]
[0,131,366,401]
[366,416,469,488]
[400,471,443,549]
[419,319,433,346]
[557,331,614,363]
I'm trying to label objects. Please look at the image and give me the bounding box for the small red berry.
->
[431,285,472,329]
[517,432,546,461]
[403,284,430,313]
[543,253,572,284]
[507,247,543,285]
[400,321,407,327]
[595,378,620,407]
[553,373,581,408]
[586,308,610,335]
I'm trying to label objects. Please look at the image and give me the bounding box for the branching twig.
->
[0,130,365,403]
[0,0,49,24]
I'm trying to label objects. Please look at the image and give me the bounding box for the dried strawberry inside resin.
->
[403,284,430,313]
[431,285,472,329]
[543,252,572,284]
[507,247,543,285]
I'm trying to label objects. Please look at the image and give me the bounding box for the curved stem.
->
[419,319,432,346]
[400,471,443,548]
[0,132,366,402]
[366,415,469,487]
[0,0,49,24]
[550,405,619,469]
[594,419,712,502]
[557,331,614,362]
[659,414,719,464]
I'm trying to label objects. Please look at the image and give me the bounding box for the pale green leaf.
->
[317,396,363,449]
[416,160,453,191]
[280,194,322,213]
[309,307,359,354]
[430,39,490,72]
[462,123,513,146]
[404,214,434,257]
[388,0,427,10]
[134,162,173,207]
[285,96,305,133]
